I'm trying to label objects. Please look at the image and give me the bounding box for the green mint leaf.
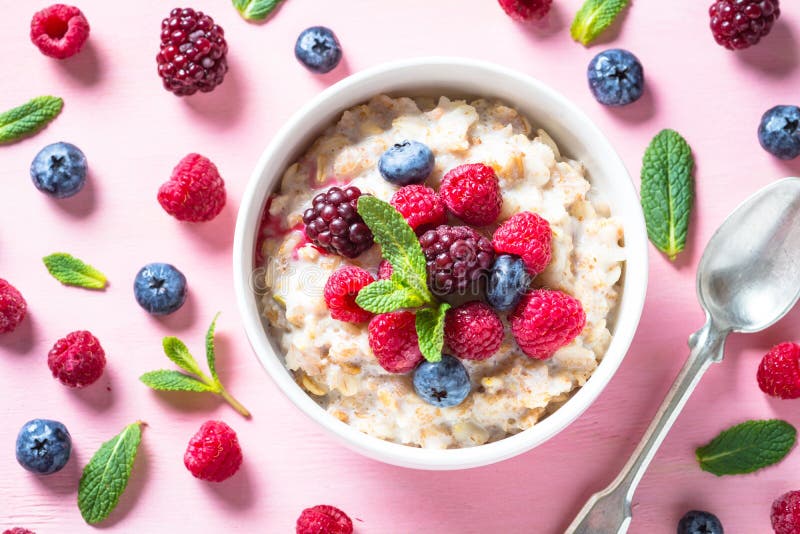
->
[640,129,695,260]
[42,253,108,290]
[357,196,432,304]
[356,278,427,313]
[0,96,63,144]
[696,419,796,476]
[232,0,284,21]
[206,312,221,383]
[162,336,205,378]
[139,370,213,392]
[570,0,630,45]
[415,302,451,363]
[78,421,143,524]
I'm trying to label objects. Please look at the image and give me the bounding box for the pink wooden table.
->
[2,1,800,532]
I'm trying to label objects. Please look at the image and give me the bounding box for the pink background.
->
[2,1,800,532]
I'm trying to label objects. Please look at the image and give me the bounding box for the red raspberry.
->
[444,301,504,361]
[323,266,374,323]
[30,4,90,60]
[440,164,502,226]
[377,260,393,280]
[498,0,553,21]
[493,212,552,275]
[184,420,242,482]
[296,505,353,534]
[0,279,27,334]
[510,290,586,360]
[390,185,446,231]
[158,154,226,222]
[757,342,800,399]
[4,529,36,534]
[772,490,800,534]
[368,311,423,373]
[709,0,780,50]
[47,331,106,388]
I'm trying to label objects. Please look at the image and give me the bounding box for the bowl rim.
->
[233,56,649,470]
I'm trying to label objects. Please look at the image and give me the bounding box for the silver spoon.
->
[566,177,800,534]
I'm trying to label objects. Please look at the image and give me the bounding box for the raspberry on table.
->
[368,311,423,373]
[377,259,393,280]
[156,7,228,96]
[390,184,446,231]
[30,4,90,59]
[757,342,800,399]
[440,164,503,226]
[493,211,552,275]
[47,330,106,388]
[510,289,586,360]
[0,279,27,334]
[419,225,494,296]
[324,266,375,323]
[296,505,353,534]
[772,490,800,534]
[3,528,36,534]
[498,0,553,21]
[184,420,242,482]
[158,153,226,222]
[445,301,504,361]
[303,186,374,258]
[709,0,780,50]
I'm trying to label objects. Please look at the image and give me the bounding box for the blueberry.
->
[487,254,531,312]
[379,141,435,185]
[133,263,187,316]
[677,510,723,534]
[15,419,71,475]
[413,354,471,408]
[758,105,800,160]
[294,26,342,74]
[30,142,88,198]
[587,49,645,107]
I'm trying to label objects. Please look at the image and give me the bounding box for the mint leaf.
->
[139,370,212,392]
[696,419,796,476]
[78,422,143,524]
[356,278,427,313]
[162,336,205,378]
[43,253,108,290]
[206,312,221,383]
[570,0,630,45]
[0,96,63,144]
[640,129,695,260]
[232,0,284,21]
[415,302,451,363]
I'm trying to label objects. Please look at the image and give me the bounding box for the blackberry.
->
[419,225,494,296]
[709,0,780,50]
[303,186,374,258]
[156,8,228,96]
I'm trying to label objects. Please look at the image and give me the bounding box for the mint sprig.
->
[570,0,630,46]
[78,421,143,524]
[416,302,451,363]
[43,252,108,290]
[640,129,695,260]
[232,0,284,21]
[0,96,63,145]
[140,313,251,418]
[696,419,796,476]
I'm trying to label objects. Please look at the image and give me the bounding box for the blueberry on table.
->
[587,49,644,107]
[487,254,531,312]
[677,510,723,534]
[379,141,435,185]
[413,354,471,408]
[30,142,87,198]
[15,419,71,475]
[295,26,342,74]
[758,105,800,160]
[133,263,187,316]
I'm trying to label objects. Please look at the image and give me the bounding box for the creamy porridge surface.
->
[258,95,625,448]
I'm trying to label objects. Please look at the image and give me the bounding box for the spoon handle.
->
[565,320,728,534]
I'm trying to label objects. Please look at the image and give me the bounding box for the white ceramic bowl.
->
[233,57,648,470]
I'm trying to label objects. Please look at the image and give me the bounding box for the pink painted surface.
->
[2,1,800,532]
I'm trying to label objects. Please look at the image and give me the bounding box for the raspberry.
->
[493,212,552,275]
[0,279,27,334]
[510,290,586,360]
[184,420,242,482]
[773,490,800,534]
[303,186,374,258]
[47,331,106,388]
[324,266,374,323]
[30,4,90,60]
[440,164,503,226]
[296,505,353,534]
[419,225,494,296]
[390,185,446,231]
[368,311,423,373]
[709,0,780,50]
[156,7,228,96]
[377,260,393,280]
[3,529,35,534]
[444,301,504,361]
[158,154,226,222]
[498,0,553,21]
[757,342,800,399]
